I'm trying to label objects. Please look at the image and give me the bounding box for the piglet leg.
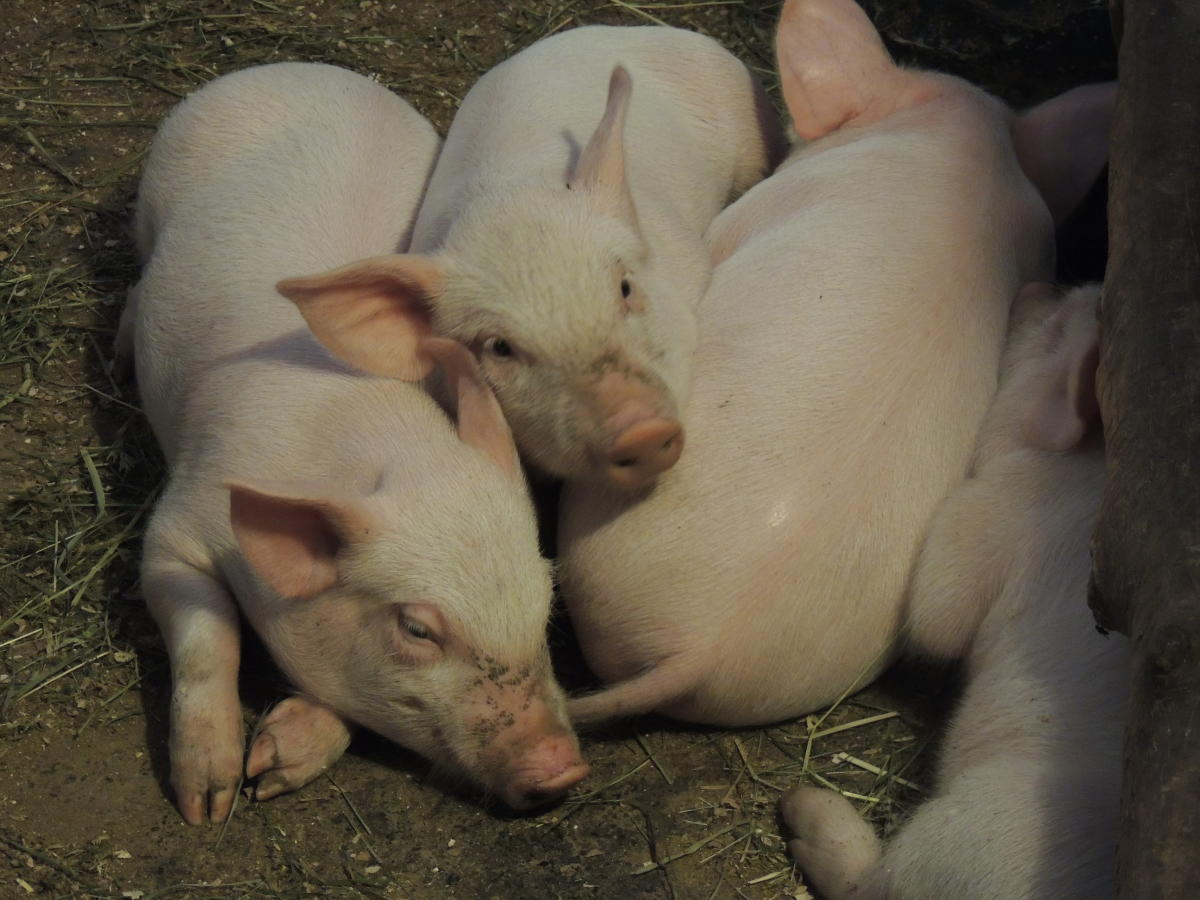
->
[781,785,883,900]
[142,543,244,825]
[903,479,1008,661]
[111,282,139,382]
[246,696,355,800]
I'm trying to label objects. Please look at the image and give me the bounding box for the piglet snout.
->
[605,418,684,489]
[592,370,683,488]
[499,735,590,810]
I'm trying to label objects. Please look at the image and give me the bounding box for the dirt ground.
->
[1,2,1115,898]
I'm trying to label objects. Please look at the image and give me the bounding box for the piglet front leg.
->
[246,696,355,800]
[111,282,139,383]
[142,542,244,825]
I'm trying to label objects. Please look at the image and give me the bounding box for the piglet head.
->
[226,340,587,809]
[275,67,693,492]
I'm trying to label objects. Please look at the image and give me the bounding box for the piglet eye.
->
[396,604,445,656]
[483,337,515,358]
[620,278,632,299]
[401,617,432,641]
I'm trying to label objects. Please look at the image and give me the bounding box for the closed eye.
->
[403,618,431,640]
[395,603,447,656]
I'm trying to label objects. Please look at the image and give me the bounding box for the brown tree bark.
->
[1090,1,1200,897]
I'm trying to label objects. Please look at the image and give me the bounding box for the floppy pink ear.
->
[774,0,919,141]
[422,337,523,479]
[569,66,640,227]
[1022,297,1101,452]
[1012,82,1115,225]
[276,254,444,380]
[228,482,376,600]
[1008,281,1061,333]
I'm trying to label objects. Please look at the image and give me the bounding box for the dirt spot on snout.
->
[463,651,545,750]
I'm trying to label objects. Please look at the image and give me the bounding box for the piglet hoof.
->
[246,696,354,801]
[780,785,882,900]
[169,710,245,826]
[173,765,242,827]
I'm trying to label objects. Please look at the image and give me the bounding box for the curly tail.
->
[567,655,699,728]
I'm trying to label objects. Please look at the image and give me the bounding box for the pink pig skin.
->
[783,284,1125,900]
[559,0,1115,727]
[123,62,586,825]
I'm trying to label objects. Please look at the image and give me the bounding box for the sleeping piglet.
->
[783,284,1126,900]
[559,0,1115,727]
[123,62,587,824]
[276,25,786,490]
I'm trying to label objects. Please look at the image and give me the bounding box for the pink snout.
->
[496,735,590,810]
[592,369,683,489]
[605,418,684,490]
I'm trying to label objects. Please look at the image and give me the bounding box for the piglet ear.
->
[569,67,640,228]
[277,254,444,381]
[1008,281,1061,335]
[228,482,376,600]
[422,337,523,479]
[1012,82,1116,225]
[775,0,921,141]
[1022,288,1101,452]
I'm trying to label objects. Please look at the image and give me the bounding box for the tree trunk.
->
[1090,1,1200,898]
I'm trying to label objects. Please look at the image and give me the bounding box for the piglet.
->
[276,25,786,490]
[560,0,1115,727]
[783,284,1125,900]
[123,62,587,824]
